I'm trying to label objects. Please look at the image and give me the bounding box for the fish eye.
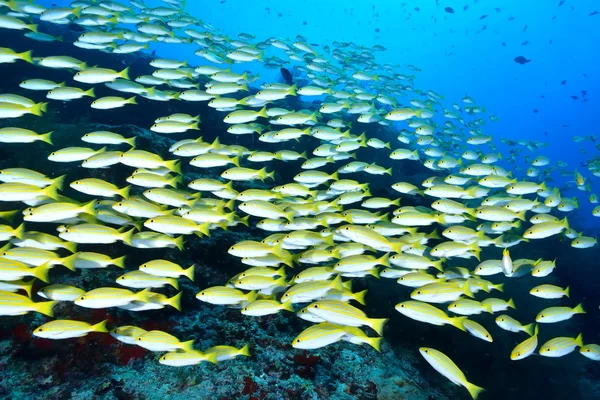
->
[201,292,205,296]
[540,314,544,318]
[294,339,300,344]
[38,328,43,331]
[417,291,421,295]
[516,352,521,356]
[137,337,142,341]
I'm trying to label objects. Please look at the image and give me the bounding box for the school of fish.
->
[0,0,598,398]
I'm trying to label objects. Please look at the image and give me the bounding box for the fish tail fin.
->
[127,96,137,105]
[246,290,258,303]
[165,159,182,175]
[354,289,368,306]
[575,333,584,348]
[60,254,78,271]
[63,241,77,254]
[369,318,388,335]
[574,303,585,314]
[35,300,57,317]
[288,83,297,96]
[282,300,295,312]
[174,235,185,251]
[466,382,485,400]
[168,291,183,311]
[367,336,383,352]
[39,131,53,145]
[19,50,33,64]
[184,264,195,281]
[92,319,109,333]
[516,210,527,221]
[196,222,211,237]
[13,223,25,240]
[493,283,504,292]
[508,298,516,309]
[523,323,536,336]
[135,287,152,303]
[85,88,96,98]
[239,343,251,357]
[120,66,130,80]
[121,228,135,246]
[112,255,126,269]
[561,217,570,230]
[33,263,53,283]
[168,277,179,290]
[231,155,240,167]
[377,253,390,267]
[331,274,344,291]
[564,286,570,298]
[19,279,34,298]
[452,316,468,331]
[118,185,131,198]
[463,279,474,298]
[257,105,268,118]
[181,339,195,352]
[30,102,47,116]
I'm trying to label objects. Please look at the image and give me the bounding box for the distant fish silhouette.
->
[445,7,454,13]
[514,56,531,64]
[521,40,530,45]
[280,68,293,85]
[590,11,599,16]
[558,0,565,6]
[561,80,567,85]
[480,14,488,19]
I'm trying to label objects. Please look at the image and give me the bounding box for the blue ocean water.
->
[1,1,599,399]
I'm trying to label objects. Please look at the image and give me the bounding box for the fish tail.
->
[71,6,82,18]
[27,23,38,33]
[239,344,251,357]
[508,298,516,309]
[35,300,57,317]
[466,382,485,400]
[195,222,211,237]
[13,223,25,240]
[246,290,258,303]
[181,339,195,352]
[369,318,388,335]
[288,83,297,96]
[560,217,570,230]
[205,352,218,364]
[574,303,585,314]
[29,102,47,116]
[33,263,53,283]
[63,241,78,254]
[354,289,368,306]
[184,264,195,281]
[369,268,380,279]
[93,319,109,333]
[61,254,78,271]
[377,253,390,267]
[85,88,95,98]
[523,323,536,336]
[168,277,179,290]
[19,50,33,64]
[257,105,268,118]
[120,66,130,80]
[575,333,584,347]
[168,291,183,311]
[564,286,570,298]
[127,96,137,105]
[282,301,294,312]
[165,159,182,175]
[463,279,474,298]
[112,255,126,269]
[38,130,53,145]
[121,228,135,246]
[174,235,185,251]
[231,155,240,167]
[367,336,383,352]
[135,288,152,303]
[81,200,97,216]
[452,316,468,331]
